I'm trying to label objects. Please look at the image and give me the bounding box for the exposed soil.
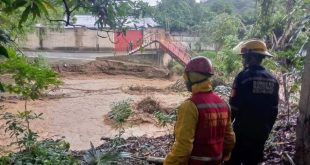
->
[52,59,170,79]
[122,85,165,95]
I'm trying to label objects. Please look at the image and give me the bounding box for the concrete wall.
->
[19,27,215,52]
[96,31,114,49]
[19,33,39,49]
[43,29,76,49]
[19,27,114,51]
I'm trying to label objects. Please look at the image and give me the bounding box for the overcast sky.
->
[141,0,201,6]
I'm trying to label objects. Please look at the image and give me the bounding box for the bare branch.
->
[62,0,71,26]
[96,31,107,38]
[69,5,80,14]
[271,31,278,50]
[107,31,119,44]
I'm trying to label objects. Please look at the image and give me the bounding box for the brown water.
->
[0,75,186,151]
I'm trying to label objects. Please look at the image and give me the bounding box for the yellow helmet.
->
[233,39,273,57]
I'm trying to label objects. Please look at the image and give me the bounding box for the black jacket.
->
[229,65,279,141]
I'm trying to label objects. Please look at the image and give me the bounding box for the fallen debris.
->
[136,97,162,114]
[122,85,164,95]
[167,79,187,92]
[84,102,298,165]
[264,103,297,165]
[72,135,174,165]
[52,60,170,79]
[214,85,231,101]
[104,97,176,127]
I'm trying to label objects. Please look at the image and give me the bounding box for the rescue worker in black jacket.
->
[226,40,279,165]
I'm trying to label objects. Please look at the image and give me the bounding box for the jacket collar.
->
[247,65,265,70]
[191,80,213,95]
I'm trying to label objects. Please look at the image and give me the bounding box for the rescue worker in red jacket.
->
[164,56,235,165]
[226,40,279,165]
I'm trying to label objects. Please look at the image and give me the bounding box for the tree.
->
[154,0,211,32]
[199,13,241,51]
[249,0,310,163]
[0,0,143,38]
[249,0,309,51]
[204,0,233,14]
[295,40,310,165]
[0,0,143,163]
[0,0,142,91]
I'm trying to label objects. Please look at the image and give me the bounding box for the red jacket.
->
[190,92,230,164]
[164,79,235,165]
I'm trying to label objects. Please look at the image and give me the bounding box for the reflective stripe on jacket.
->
[229,65,279,141]
[164,79,235,165]
[190,92,229,162]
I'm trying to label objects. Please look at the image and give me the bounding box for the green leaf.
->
[33,0,48,16]
[0,83,4,92]
[0,30,10,43]
[1,0,11,5]
[0,45,8,58]
[32,3,41,17]
[12,0,27,9]
[42,0,56,11]
[19,6,31,27]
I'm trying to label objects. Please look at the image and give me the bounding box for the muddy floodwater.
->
[0,74,186,151]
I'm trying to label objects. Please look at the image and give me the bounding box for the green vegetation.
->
[109,99,133,125]
[154,111,176,127]
[199,50,217,59]
[32,54,50,69]
[0,0,309,163]
[200,36,242,78]
[0,47,67,164]
[199,13,241,51]
[154,0,211,31]
[0,139,78,165]
[83,140,126,165]
[168,60,184,76]
[0,51,60,100]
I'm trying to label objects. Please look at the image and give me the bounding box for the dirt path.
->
[0,75,186,151]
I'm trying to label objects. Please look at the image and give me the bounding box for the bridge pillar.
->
[161,53,172,67]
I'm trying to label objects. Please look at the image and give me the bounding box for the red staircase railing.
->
[128,32,192,66]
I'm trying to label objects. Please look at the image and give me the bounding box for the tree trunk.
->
[295,41,310,165]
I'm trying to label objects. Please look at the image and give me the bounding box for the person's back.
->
[190,91,231,165]
[227,40,279,165]
[164,56,235,165]
[231,65,278,141]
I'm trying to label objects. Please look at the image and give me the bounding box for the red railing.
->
[128,32,192,66]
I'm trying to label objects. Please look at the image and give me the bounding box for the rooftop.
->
[65,15,158,29]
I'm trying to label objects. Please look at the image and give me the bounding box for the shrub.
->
[153,111,176,127]
[199,50,217,59]
[0,48,73,165]
[168,60,184,76]
[0,139,78,165]
[32,54,50,69]
[109,99,132,124]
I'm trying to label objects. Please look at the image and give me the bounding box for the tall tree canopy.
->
[154,0,211,31]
